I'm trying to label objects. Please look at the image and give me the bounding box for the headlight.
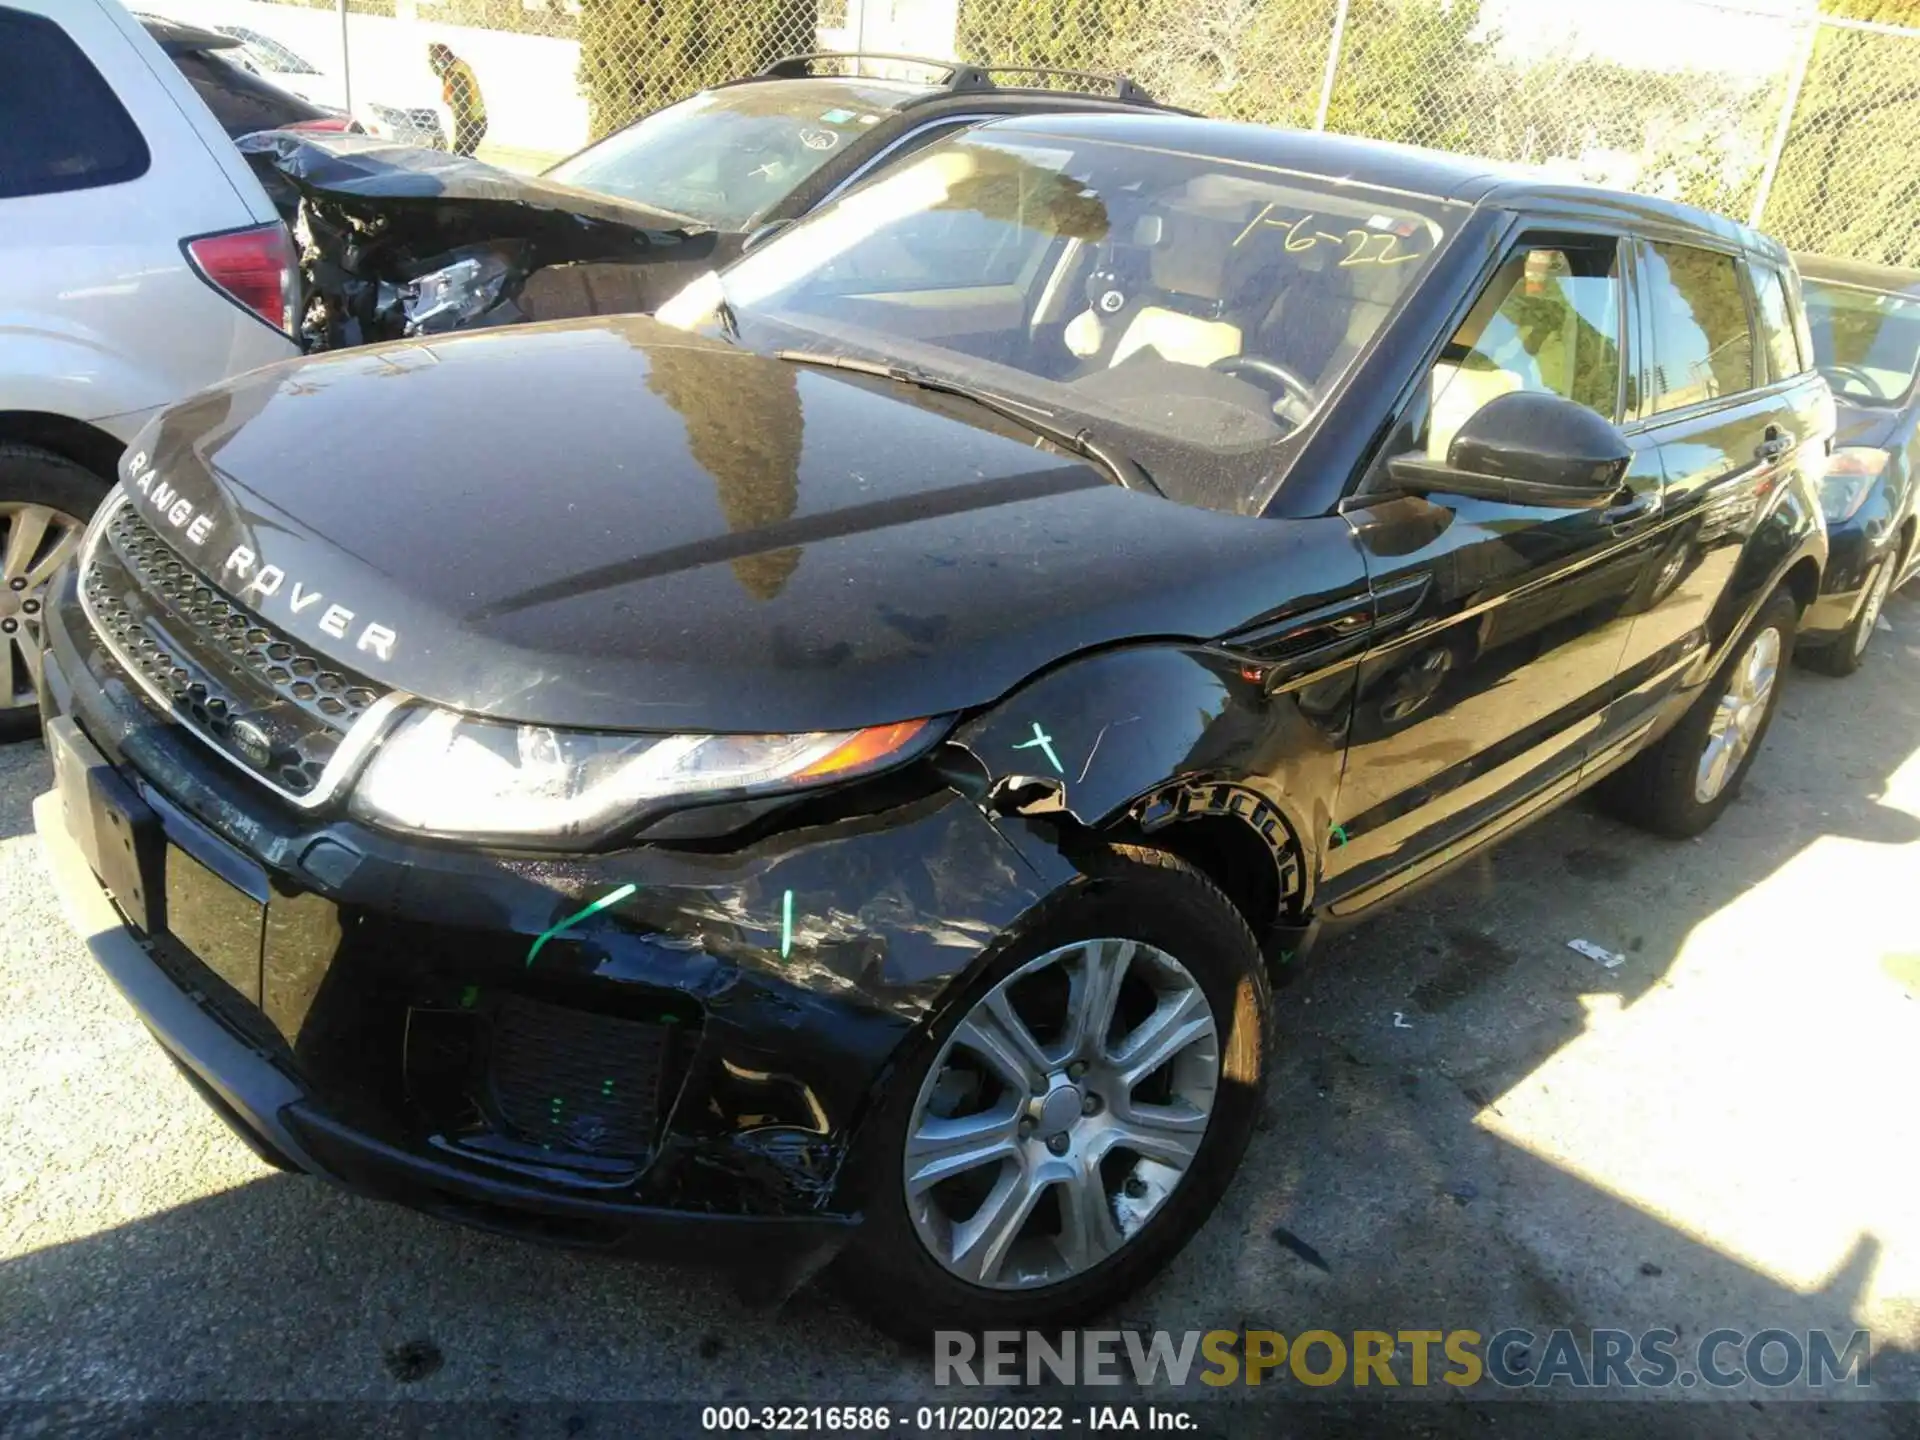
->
[1821,447,1890,523]
[348,707,939,845]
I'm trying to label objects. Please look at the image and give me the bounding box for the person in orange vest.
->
[427,43,487,156]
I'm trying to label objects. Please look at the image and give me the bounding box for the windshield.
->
[677,127,1453,511]
[546,80,922,230]
[1802,276,1920,406]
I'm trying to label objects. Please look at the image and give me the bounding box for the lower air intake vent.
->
[485,997,670,1158]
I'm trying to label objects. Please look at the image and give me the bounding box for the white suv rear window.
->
[0,6,150,199]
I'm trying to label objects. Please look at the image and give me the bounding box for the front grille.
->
[81,502,387,801]
[485,996,671,1157]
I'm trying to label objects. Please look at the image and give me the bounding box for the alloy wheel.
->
[903,938,1220,1290]
[1380,645,1455,724]
[1694,625,1781,804]
[0,503,85,714]
[1852,559,1895,661]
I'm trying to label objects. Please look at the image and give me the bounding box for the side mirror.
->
[741,218,794,254]
[1387,390,1631,508]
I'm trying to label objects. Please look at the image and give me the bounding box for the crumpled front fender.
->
[946,642,1352,915]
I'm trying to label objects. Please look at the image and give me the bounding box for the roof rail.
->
[974,65,1156,105]
[755,51,1156,104]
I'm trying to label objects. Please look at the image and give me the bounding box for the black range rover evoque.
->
[34,114,1829,1337]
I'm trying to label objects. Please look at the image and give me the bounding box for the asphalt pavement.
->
[3,596,1919,1432]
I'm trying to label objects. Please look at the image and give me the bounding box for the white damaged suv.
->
[0,0,298,735]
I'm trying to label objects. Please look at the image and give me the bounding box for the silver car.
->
[0,0,299,736]
[214,23,448,148]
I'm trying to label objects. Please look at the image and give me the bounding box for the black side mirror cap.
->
[1387,390,1631,509]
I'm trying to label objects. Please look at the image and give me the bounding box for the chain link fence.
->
[150,0,1920,267]
[1763,13,1920,267]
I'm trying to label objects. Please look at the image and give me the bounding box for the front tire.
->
[1599,586,1797,838]
[1803,551,1896,678]
[836,845,1269,1341]
[0,445,108,740]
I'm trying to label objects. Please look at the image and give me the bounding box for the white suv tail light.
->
[185,222,296,336]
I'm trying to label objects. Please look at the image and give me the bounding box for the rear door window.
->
[1749,263,1804,381]
[0,6,150,199]
[1641,242,1756,415]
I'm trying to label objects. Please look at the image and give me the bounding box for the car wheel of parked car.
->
[1599,586,1797,839]
[0,445,105,739]
[837,845,1269,1341]
[1805,552,1897,678]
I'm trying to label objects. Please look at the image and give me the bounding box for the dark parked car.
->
[35,116,1828,1337]
[138,15,348,139]
[1793,251,1920,673]
[239,52,1178,349]
[546,52,1175,247]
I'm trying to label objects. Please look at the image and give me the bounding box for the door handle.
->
[1604,486,1662,527]
[1756,428,1794,462]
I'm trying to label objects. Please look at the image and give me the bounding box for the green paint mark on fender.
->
[1012,722,1064,775]
[1329,824,1348,847]
[525,882,638,968]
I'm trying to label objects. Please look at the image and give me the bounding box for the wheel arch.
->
[0,413,126,485]
[1783,555,1821,617]
[1109,781,1305,937]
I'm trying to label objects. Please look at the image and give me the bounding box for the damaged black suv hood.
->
[240,133,724,349]
[125,316,1315,733]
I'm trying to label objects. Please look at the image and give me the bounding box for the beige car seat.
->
[1064,209,1248,369]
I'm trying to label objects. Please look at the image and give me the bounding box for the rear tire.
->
[1599,587,1797,838]
[835,845,1269,1343]
[0,445,109,741]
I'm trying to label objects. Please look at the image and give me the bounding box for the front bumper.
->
[33,783,856,1278]
[1803,502,1901,644]
[35,563,1051,1267]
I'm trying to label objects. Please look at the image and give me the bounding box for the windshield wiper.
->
[772,349,1160,496]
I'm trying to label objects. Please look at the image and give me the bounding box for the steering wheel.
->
[1209,354,1320,409]
[1824,362,1881,398]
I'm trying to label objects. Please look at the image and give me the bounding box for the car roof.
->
[723,52,1169,112]
[971,112,1784,256]
[1793,250,1920,297]
[135,14,240,56]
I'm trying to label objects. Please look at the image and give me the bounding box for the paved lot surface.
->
[3,597,1919,1430]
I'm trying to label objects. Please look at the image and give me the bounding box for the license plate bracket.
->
[46,716,163,935]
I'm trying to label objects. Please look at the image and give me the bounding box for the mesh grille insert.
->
[81,503,387,800]
[485,996,671,1158]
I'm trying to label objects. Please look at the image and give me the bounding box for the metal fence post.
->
[1313,0,1351,132]
[1749,14,1819,230]
[337,0,353,116]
